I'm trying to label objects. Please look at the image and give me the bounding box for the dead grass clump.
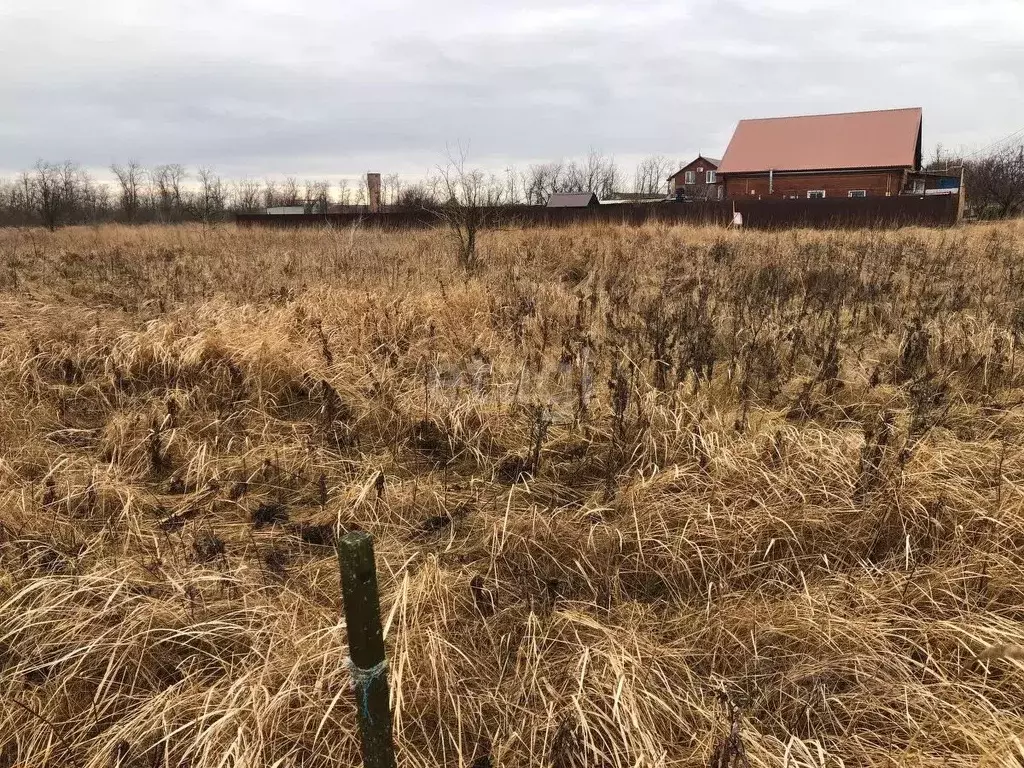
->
[3,220,1024,767]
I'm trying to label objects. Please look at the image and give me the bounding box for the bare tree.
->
[80,174,111,222]
[32,163,59,229]
[633,155,674,196]
[966,144,1024,218]
[928,143,949,172]
[0,172,37,225]
[523,161,566,205]
[196,166,226,223]
[382,173,402,207]
[57,162,86,222]
[262,179,279,209]
[597,157,621,199]
[111,161,147,221]
[31,160,87,230]
[504,165,523,205]
[395,182,437,209]
[522,165,545,205]
[432,148,504,271]
[280,177,301,206]
[303,179,332,212]
[233,178,263,212]
[167,164,186,218]
[152,165,172,220]
[18,171,35,216]
[152,164,186,221]
[565,150,619,199]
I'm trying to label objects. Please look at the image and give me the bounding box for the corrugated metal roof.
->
[605,191,666,202]
[546,192,599,208]
[600,198,666,205]
[717,108,922,174]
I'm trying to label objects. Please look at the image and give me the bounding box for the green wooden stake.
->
[337,532,397,768]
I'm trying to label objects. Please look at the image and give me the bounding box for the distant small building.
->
[909,171,962,196]
[604,191,666,203]
[667,156,722,200]
[546,192,599,208]
[266,206,308,215]
[266,201,327,215]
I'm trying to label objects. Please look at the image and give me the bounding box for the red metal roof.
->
[717,108,922,174]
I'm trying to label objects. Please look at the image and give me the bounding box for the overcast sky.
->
[2,0,1023,183]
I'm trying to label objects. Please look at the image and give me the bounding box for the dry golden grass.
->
[2,220,1024,767]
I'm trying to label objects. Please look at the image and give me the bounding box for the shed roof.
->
[546,192,599,208]
[717,108,922,174]
[605,191,666,202]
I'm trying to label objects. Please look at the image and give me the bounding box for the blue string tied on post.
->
[346,656,389,723]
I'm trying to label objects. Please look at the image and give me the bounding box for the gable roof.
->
[717,108,922,174]
[547,192,599,208]
[667,156,721,180]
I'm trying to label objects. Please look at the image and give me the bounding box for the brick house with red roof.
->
[717,108,930,200]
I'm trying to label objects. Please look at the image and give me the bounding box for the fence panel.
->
[236,195,960,231]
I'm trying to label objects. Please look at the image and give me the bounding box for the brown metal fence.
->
[733,194,961,228]
[236,194,960,231]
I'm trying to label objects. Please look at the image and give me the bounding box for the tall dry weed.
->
[1,220,1024,767]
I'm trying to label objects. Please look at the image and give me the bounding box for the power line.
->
[962,126,1024,159]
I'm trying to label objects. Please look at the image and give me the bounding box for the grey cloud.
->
[1,0,1022,180]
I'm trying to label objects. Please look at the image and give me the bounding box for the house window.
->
[848,190,866,198]
[807,190,826,199]
[706,170,717,184]
[684,171,696,185]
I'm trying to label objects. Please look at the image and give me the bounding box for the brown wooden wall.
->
[723,169,906,200]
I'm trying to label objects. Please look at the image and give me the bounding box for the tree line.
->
[0,152,689,229]
[0,161,324,229]
[2,142,1021,229]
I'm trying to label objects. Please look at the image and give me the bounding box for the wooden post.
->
[337,532,397,768]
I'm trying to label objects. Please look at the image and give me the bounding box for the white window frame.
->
[848,189,866,198]
[807,190,826,199]
[706,170,717,184]
[684,170,696,185]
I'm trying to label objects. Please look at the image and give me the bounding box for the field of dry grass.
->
[2,220,1024,767]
